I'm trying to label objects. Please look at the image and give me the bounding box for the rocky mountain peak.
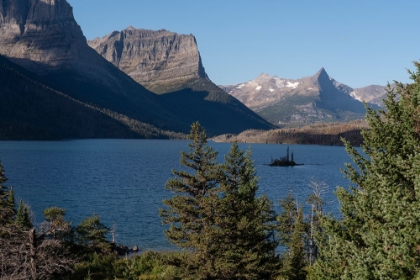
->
[311,67,331,84]
[0,0,87,72]
[88,27,208,93]
[254,73,273,83]
[124,25,136,31]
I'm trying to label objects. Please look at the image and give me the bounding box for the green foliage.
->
[7,187,14,209]
[16,199,32,230]
[76,214,110,252]
[212,142,279,279]
[279,206,307,280]
[160,122,220,278]
[277,194,299,247]
[277,195,310,280]
[71,252,117,280]
[0,162,15,225]
[161,123,279,279]
[42,206,72,241]
[310,62,420,278]
[112,250,183,280]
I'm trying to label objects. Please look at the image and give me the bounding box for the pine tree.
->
[277,194,309,280]
[7,187,15,209]
[160,122,220,278]
[41,206,72,241]
[277,194,299,247]
[16,199,32,230]
[0,162,15,225]
[214,142,278,279]
[310,62,420,279]
[280,206,307,280]
[76,214,110,252]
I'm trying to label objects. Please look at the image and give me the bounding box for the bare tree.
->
[306,179,328,265]
[0,224,75,280]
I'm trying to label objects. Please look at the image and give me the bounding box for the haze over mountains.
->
[0,0,272,139]
[223,69,388,126]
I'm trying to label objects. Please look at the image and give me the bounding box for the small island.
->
[268,146,303,167]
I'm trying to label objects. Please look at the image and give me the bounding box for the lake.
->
[0,139,355,251]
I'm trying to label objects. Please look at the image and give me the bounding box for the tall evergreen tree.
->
[280,206,307,280]
[214,142,278,279]
[160,122,220,279]
[310,62,420,279]
[0,161,15,225]
[7,187,15,209]
[16,199,32,230]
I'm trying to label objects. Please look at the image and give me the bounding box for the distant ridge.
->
[223,68,384,126]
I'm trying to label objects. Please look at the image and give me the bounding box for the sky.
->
[67,0,419,88]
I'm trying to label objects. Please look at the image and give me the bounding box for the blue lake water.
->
[0,140,356,251]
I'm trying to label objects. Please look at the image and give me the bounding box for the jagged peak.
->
[254,73,273,83]
[125,25,137,31]
[256,72,271,78]
[310,67,332,84]
[315,67,328,76]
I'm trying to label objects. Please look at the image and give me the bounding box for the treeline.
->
[212,119,367,146]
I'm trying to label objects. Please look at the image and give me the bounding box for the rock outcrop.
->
[0,0,89,72]
[88,27,208,93]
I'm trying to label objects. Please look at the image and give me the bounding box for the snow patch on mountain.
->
[287,82,299,89]
[350,91,364,102]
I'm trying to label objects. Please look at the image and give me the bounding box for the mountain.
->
[349,85,388,106]
[223,69,382,126]
[0,54,182,139]
[88,27,208,94]
[0,0,273,137]
[88,26,274,135]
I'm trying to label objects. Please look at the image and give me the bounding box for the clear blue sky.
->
[67,0,419,88]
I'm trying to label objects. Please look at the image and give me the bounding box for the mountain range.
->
[222,69,388,126]
[0,0,272,139]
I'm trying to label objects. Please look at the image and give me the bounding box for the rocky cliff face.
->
[88,27,208,93]
[0,0,87,71]
[0,0,157,96]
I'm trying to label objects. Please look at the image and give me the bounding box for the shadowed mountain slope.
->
[0,54,182,139]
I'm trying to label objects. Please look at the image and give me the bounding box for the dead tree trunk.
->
[29,228,37,280]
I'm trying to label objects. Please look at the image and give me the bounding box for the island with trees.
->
[268,146,303,166]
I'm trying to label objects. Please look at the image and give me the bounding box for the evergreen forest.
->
[2,62,420,279]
